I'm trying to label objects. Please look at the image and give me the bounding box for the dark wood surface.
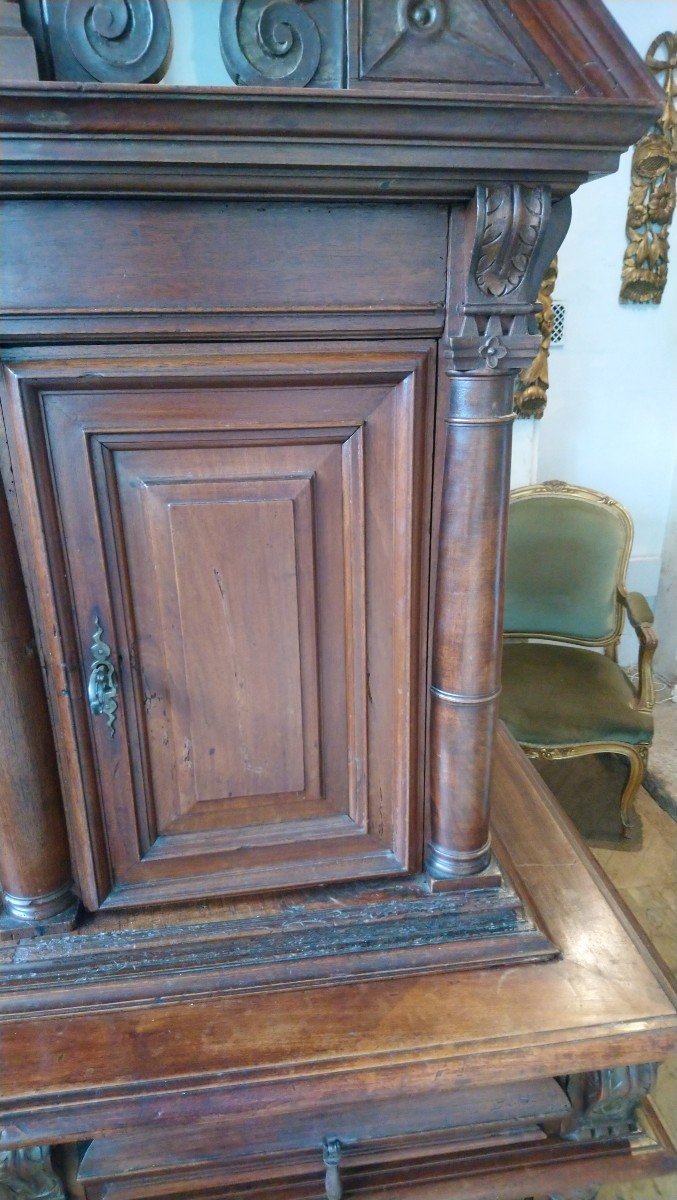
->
[0,465,74,927]
[0,7,673,1199]
[0,77,661,204]
[0,341,438,909]
[0,729,674,1143]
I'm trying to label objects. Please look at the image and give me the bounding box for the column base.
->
[425,852,502,893]
[425,837,494,883]
[0,884,79,941]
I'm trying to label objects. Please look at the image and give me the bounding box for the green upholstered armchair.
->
[499,480,658,836]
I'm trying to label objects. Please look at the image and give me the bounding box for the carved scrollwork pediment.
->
[18,0,172,82]
[219,0,344,88]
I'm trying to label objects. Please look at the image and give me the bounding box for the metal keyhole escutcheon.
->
[87,616,118,736]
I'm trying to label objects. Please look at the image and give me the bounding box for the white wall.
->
[164,0,228,85]
[514,0,677,665]
[655,467,677,683]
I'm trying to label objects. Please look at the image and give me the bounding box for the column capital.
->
[444,184,571,378]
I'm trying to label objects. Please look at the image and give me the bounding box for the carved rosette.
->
[0,1147,64,1200]
[219,0,344,88]
[559,1063,657,1142]
[514,256,558,419]
[620,31,677,304]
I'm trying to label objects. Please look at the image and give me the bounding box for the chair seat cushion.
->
[500,642,653,747]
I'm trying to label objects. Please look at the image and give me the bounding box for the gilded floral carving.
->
[514,257,558,419]
[620,32,677,303]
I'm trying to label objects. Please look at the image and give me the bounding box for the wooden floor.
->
[535,759,677,1200]
[595,788,677,1200]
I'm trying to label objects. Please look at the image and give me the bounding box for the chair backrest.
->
[504,481,633,645]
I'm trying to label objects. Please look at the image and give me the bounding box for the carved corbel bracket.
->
[559,1063,658,1143]
[444,184,571,379]
[0,1146,64,1200]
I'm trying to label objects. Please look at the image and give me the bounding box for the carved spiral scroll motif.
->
[63,0,171,82]
[220,1,324,86]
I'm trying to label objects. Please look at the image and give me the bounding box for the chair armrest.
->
[623,590,654,628]
[617,587,658,713]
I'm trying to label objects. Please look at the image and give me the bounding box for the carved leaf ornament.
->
[476,186,546,298]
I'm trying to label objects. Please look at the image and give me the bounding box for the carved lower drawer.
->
[77,1079,570,1200]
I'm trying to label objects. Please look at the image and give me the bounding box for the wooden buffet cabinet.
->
[0,3,676,1200]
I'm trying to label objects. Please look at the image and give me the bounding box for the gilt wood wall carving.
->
[514,256,558,419]
[621,31,677,304]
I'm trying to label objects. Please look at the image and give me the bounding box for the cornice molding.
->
[0,85,661,200]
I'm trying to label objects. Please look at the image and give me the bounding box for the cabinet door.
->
[2,344,434,909]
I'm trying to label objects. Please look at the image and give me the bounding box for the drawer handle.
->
[88,617,118,737]
[322,1137,343,1200]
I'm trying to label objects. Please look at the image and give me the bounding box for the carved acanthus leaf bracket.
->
[514,256,558,419]
[444,184,571,378]
[0,1146,65,1200]
[620,31,677,304]
[558,1063,658,1143]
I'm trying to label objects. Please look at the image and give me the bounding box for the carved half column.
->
[0,471,77,935]
[0,1146,65,1200]
[559,1063,658,1142]
[426,185,572,882]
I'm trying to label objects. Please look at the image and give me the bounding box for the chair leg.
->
[615,745,649,837]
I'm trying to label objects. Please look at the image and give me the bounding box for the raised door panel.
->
[3,345,434,909]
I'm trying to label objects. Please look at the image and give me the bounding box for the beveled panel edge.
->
[0,308,447,347]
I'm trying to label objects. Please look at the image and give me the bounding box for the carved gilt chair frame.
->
[502,480,658,834]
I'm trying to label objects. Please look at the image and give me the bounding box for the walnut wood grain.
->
[0,343,436,909]
[0,456,76,932]
[0,728,674,1147]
